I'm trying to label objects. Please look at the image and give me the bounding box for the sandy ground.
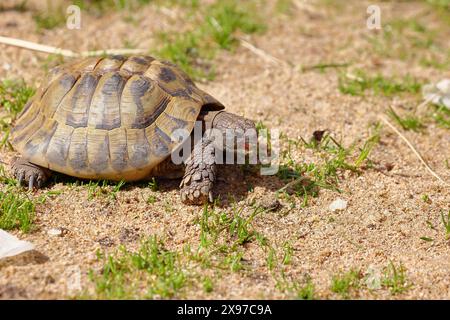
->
[0,0,449,299]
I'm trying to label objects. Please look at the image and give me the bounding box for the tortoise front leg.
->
[12,158,52,190]
[180,138,216,205]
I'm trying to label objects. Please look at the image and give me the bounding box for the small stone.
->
[423,78,450,109]
[0,284,28,299]
[312,130,326,142]
[365,266,381,290]
[329,198,347,212]
[259,199,282,212]
[47,228,63,237]
[119,228,139,243]
[98,236,115,247]
[44,275,56,284]
[5,21,18,28]
[2,63,11,71]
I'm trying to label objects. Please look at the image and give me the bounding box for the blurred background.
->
[0,0,448,82]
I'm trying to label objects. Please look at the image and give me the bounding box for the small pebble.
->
[259,198,282,212]
[329,198,347,212]
[2,63,11,71]
[98,236,115,247]
[47,228,63,237]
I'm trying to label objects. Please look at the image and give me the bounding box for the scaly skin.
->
[180,111,255,204]
[12,158,52,190]
[179,138,216,205]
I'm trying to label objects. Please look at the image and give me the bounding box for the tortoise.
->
[9,55,255,205]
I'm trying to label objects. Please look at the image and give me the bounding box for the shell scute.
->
[126,128,151,168]
[88,72,125,130]
[46,124,74,169]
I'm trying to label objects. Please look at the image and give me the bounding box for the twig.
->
[79,48,148,57]
[278,176,307,193]
[292,0,321,14]
[345,73,364,82]
[239,38,290,67]
[301,62,350,72]
[0,35,78,57]
[0,35,147,58]
[380,115,449,186]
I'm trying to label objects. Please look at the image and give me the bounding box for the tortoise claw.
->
[28,175,35,190]
[12,158,51,190]
[18,171,25,186]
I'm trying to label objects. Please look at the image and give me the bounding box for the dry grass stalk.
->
[380,115,449,186]
[0,36,147,58]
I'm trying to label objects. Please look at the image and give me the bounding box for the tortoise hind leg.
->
[180,138,216,205]
[12,158,52,190]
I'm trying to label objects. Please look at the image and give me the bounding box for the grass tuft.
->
[191,204,265,272]
[282,242,293,265]
[387,107,424,132]
[33,1,66,30]
[205,1,266,50]
[277,126,380,205]
[276,273,316,300]
[155,0,266,80]
[0,188,35,233]
[441,210,450,239]
[338,71,422,97]
[432,104,450,129]
[0,80,35,121]
[76,180,127,201]
[88,236,187,299]
[74,0,153,14]
[368,14,448,68]
[382,261,411,295]
[0,80,35,148]
[155,32,215,81]
[202,276,214,293]
[275,0,294,15]
[330,269,362,299]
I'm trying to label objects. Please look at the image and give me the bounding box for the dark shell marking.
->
[23,120,58,159]
[46,126,74,167]
[68,129,89,171]
[159,67,177,83]
[65,73,99,128]
[89,134,110,172]
[94,72,125,130]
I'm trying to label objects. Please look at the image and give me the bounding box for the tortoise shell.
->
[10,55,224,181]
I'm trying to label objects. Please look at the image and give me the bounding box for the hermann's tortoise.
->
[10,55,255,204]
